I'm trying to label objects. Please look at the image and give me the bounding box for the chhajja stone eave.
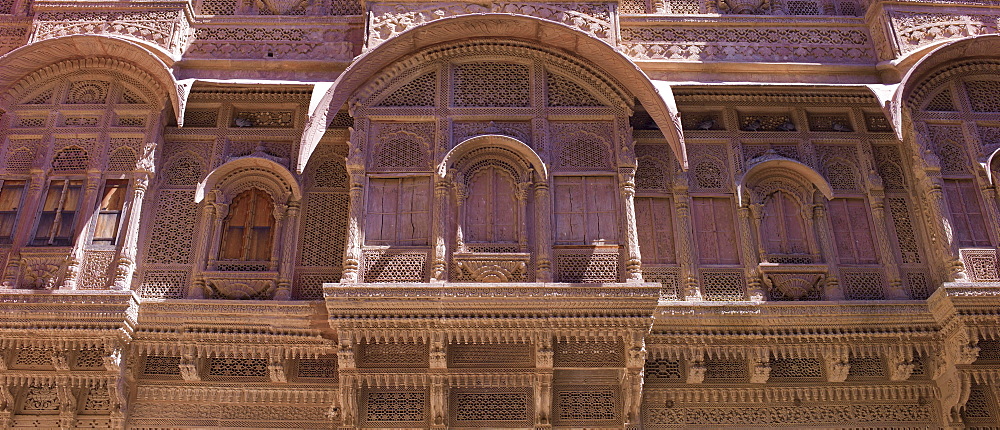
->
[652,300,937,328]
[323,282,662,317]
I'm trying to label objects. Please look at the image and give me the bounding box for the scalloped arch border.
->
[299,13,685,174]
[0,35,181,123]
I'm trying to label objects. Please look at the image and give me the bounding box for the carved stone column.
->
[533,180,553,282]
[430,174,450,282]
[187,191,222,298]
[430,374,446,428]
[274,199,301,300]
[672,185,700,300]
[623,332,647,426]
[534,335,553,427]
[812,193,844,300]
[337,336,358,428]
[63,171,103,289]
[909,120,964,281]
[340,169,366,283]
[2,171,46,287]
[204,200,229,272]
[111,174,150,290]
[619,167,643,282]
[868,190,906,299]
[453,178,468,253]
[737,198,764,300]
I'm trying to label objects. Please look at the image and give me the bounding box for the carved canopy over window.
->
[741,157,833,265]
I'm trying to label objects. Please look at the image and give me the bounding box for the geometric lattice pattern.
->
[142,356,181,376]
[556,251,620,283]
[138,270,188,299]
[299,193,348,267]
[207,358,268,379]
[769,358,823,379]
[296,358,338,379]
[553,341,624,367]
[961,248,1000,282]
[644,358,682,381]
[294,272,339,300]
[558,136,612,169]
[451,389,532,427]
[372,133,427,170]
[358,343,428,368]
[965,80,1000,113]
[362,250,427,282]
[842,270,885,300]
[378,72,436,107]
[704,358,748,382]
[362,391,426,424]
[553,387,620,425]
[449,343,534,368]
[546,72,604,107]
[146,190,197,264]
[453,63,529,107]
[847,355,885,379]
[701,270,745,301]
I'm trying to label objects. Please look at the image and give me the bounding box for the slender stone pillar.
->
[111,174,150,290]
[619,167,643,282]
[534,179,553,282]
[340,169,366,283]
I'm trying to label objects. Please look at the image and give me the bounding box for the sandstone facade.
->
[1,0,1000,428]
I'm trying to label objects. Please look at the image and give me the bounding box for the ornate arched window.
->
[219,188,275,262]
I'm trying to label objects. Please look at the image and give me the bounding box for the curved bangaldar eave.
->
[298,13,687,174]
[440,134,548,179]
[0,35,182,124]
[890,34,1000,140]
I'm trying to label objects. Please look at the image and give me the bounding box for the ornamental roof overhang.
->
[298,13,687,173]
[0,34,183,125]
[890,34,1000,140]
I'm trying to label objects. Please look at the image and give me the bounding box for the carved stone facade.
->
[1,0,1000,428]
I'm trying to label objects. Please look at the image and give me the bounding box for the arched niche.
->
[740,156,833,266]
[442,135,546,282]
[194,157,304,299]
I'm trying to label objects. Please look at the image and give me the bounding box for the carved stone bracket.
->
[453,253,531,282]
[205,273,278,300]
[759,263,828,301]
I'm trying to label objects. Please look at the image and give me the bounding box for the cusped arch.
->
[0,35,181,123]
[300,14,686,173]
[197,157,302,204]
[739,157,834,204]
[440,134,547,180]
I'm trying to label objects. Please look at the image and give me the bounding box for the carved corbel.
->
[57,384,77,430]
[886,347,915,381]
[337,338,356,369]
[536,338,553,369]
[686,361,706,384]
[429,333,446,369]
[749,349,771,384]
[0,384,14,423]
[52,350,70,371]
[823,348,850,382]
[179,355,200,381]
[430,374,445,427]
[267,359,287,383]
